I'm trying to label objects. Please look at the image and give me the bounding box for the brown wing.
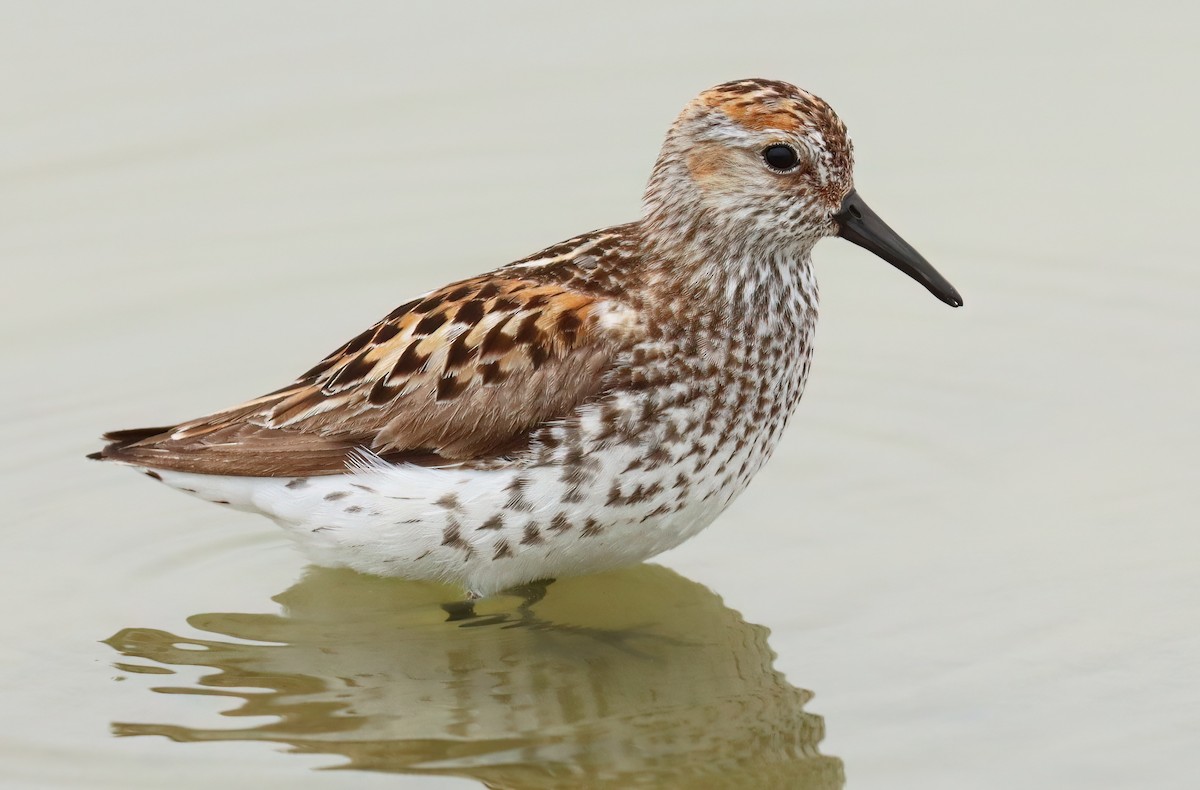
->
[95,275,639,476]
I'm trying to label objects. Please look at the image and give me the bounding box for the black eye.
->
[762,144,800,172]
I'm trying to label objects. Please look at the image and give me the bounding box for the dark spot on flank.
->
[181,487,197,494]
[477,514,504,531]
[504,476,533,511]
[560,462,594,487]
[520,523,543,545]
[345,505,363,514]
[350,483,377,493]
[493,540,513,560]
[644,445,671,470]
[285,477,309,489]
[143,470,162,481]
[435,493,460,510]
[549,513,572,533]
[643,504,672,521]
[455,299,486,325]
[325,491,350,501]
[581,518,603,537]
[213,500,230,505]
[414,311,449,335]
[391,343,429,376]
[628,482,663,504]
[442,523,466,548]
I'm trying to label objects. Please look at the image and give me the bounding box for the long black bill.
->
[834,190,962,307]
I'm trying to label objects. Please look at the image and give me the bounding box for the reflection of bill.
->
[107,565,844,788]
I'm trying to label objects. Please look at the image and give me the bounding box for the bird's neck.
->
[631,217,819,328]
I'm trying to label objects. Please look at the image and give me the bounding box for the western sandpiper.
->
[92,79,961,598]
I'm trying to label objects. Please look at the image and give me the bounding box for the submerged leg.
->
[509,578,555,610]
[440,588,483,622]
[444,579,556,626]
[441,599,478,622]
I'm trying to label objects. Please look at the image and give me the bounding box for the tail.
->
[87,426,175,463]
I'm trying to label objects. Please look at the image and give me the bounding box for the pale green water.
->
[2,2,1197,788]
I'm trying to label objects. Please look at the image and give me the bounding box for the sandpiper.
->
[92,79,961,598]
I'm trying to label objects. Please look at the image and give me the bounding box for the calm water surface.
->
[2,3,1197,788]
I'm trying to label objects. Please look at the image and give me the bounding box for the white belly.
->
[149,449,736,597]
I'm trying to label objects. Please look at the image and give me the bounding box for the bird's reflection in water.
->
[106,565,843,788]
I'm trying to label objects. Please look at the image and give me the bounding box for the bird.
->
[91,78,962,599]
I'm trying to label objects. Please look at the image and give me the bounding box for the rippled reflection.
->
[106,565,843,788]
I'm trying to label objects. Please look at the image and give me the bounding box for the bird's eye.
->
[761,143,801,172]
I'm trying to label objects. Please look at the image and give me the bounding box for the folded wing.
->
[95,275,636,476]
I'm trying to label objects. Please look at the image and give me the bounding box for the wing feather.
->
[96,274,639,476]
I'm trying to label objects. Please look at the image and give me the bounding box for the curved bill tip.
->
[834,190,963,308]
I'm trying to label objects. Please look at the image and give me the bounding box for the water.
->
[105,566,840,787]
[2,2,1197,788]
